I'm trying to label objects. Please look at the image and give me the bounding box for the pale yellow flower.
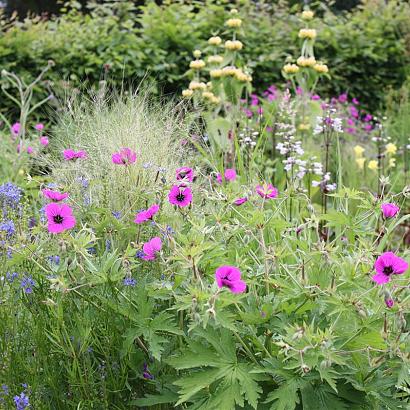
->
[210,95,221,104]
[298,29,317,40]
[208,36,222,46]
[297,56,316,67]
[368,160,378,171]
[298,123,310,131]
[182,89,193,98]
[210,69,223,78]
[226,18,242,28]
[389,157,396,167]
[193,49,201,58]
[353,145,365,157]
[189,60,205,70]
[225,40,243,51]
[222,66,239,76]
[283,63,299,74]
[313,63,328,74]
[230,8,238,14]
[302,10,314,20]
[385,143,397,155]
[189,81,207,90]
[235,70,252,82]
[202,91,215,99]
[355,157,365,169]
[207,55,224,64]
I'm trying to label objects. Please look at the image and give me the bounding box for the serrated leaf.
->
[236,363,263,409]
[265,379,300,410]
[174,367,227,405]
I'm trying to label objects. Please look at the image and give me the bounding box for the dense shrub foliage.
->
[0,0,409,117]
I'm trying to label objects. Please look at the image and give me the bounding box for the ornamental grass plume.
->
[45,89,192,211]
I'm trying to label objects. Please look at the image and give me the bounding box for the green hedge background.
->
[1,0,409,116]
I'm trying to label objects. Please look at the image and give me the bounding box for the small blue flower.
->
[123,277,137,287]
[87,247,96,255]
[135,250,145,259]
[77,176,89,189]
[20,275,36,294]
[0,182,22,207]
[105,239,111,252]
[48,255,60,265]
[112,211,121,219]
[6,272,18,283]
[0,220,16,238]
[13,392,30,410]
[1,384,9,396]
[83,194,91,206]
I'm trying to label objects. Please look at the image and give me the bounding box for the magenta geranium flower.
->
[63,149,87,161]
[176,167,195,182]
[112,147,137,165]
[234,197,248,206]
[381,203,400,219]
[45,203,76,234]
[11,122,20,136]
[40,136,49,146]
[256,183,278,199]
[42,189,69,202]
[142,236,162,260]
[215,265,246,294]
[168,185,192,207]
[35,123,44,131]
[372,252,408,285]
[27,146,34,155]
[216,168,237,184]
[134,204,160,224]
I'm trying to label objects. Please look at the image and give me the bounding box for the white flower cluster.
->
[239,128,258,147]
[276,138,304,156]
[312,172,337,192]
[313,116,343,135]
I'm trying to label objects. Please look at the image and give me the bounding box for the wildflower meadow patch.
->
[0,3,409,410]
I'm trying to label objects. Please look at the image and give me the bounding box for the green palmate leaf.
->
[131,390,179,407]
[264,379,300,410]
[236,363,264,409]
[345,330,387,350]
[167,341,224,369]
[300,383,349,410]
[174,367,227,405]
[321,210,351,227]
[318,367,339,393]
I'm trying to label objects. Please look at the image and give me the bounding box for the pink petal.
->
[229,280,247,293]
[371,273,390,285]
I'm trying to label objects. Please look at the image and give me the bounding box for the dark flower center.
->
[383,266,393,275]
[221,278,233,289]
[53,215,64,224]
[176,193,185,202]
